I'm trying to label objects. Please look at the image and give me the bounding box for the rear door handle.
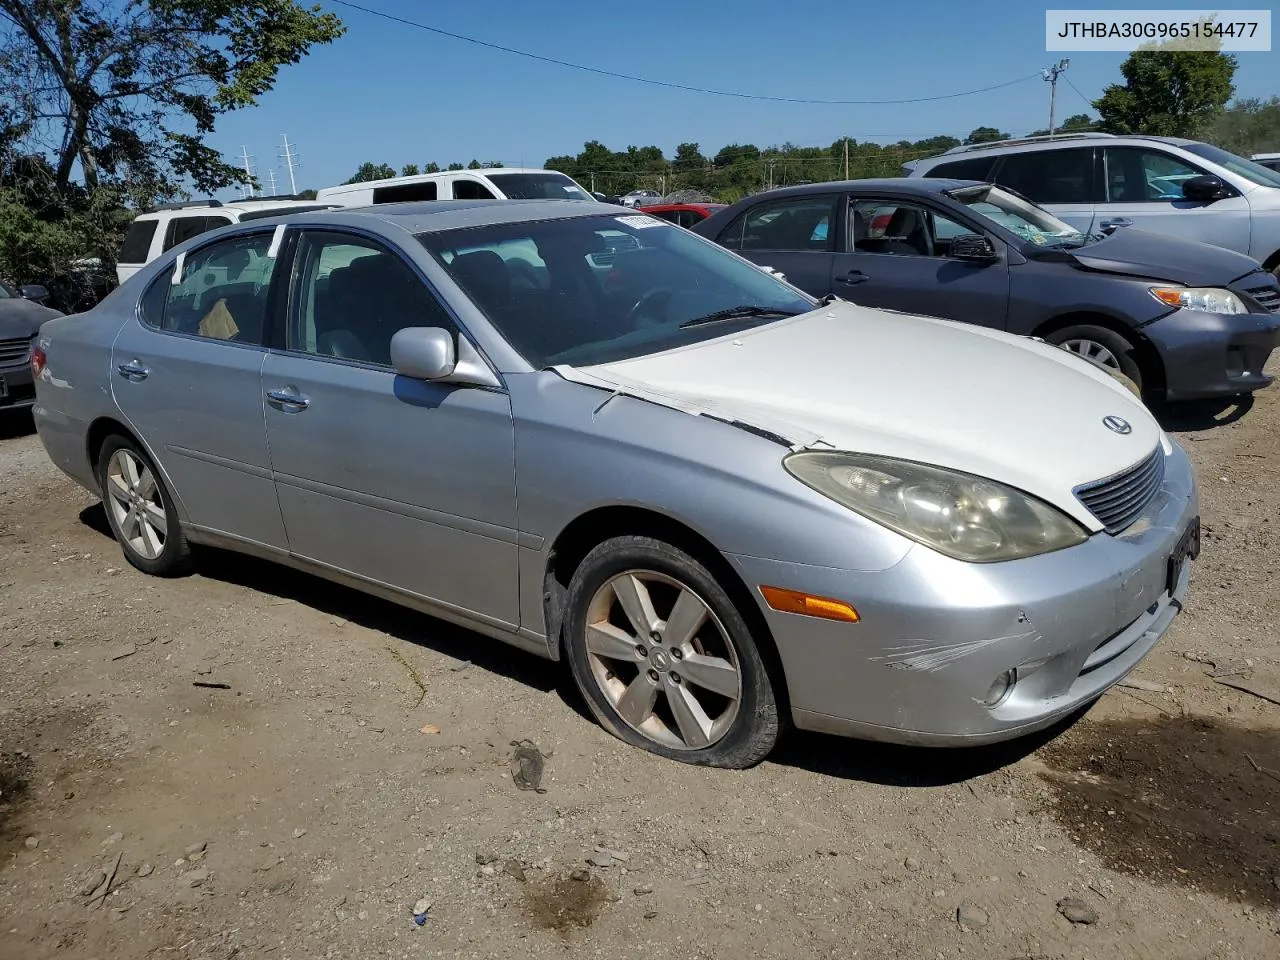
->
[117,360,150,382]
[266,389,310,411]
[1098,218,1132,233]
[837,270,870,286]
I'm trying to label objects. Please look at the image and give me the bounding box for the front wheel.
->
[1045,324,1144,393]
[97,435,192,577]
[563,535,781,768]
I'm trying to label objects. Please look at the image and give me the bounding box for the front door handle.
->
[266,389,310,411]
[1098,217,1132,233]
[117,360,150,382]
[837,270,870,286]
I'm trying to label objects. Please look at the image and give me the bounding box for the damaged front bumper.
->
[729,440,1199,746]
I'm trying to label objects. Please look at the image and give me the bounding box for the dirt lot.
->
[1,375,1278,960]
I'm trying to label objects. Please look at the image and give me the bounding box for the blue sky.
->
[207,0,1280,195]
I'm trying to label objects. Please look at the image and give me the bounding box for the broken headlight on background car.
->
[1149,287,1247,315]
[784,452,1087,563]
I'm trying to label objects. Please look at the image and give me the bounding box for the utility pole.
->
[279,134,300,195]
[1042,59,1070,136]
[239,146,257,197]
[842,137,850,180]
[265,169,278,196]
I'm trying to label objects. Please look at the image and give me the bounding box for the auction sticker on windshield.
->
[616,215,665,229]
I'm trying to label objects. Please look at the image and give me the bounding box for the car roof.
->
[135,199,330,219]
[637,203,726,212]
[316,168,562,194]
[916,133,1213,167]
[743,179,976,198]
[277,199,635,234]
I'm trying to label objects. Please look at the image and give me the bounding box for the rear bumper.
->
[728,441,1198,746]
[0,362,34,409]
[1146,308,1279,401]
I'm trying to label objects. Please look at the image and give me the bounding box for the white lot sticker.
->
[616,215,665,228]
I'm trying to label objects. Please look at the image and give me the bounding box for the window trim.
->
[277,225,496,377]
[847,196,998,261]
[134,226,286,351]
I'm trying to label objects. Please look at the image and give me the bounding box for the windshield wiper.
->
[679,305,802,329]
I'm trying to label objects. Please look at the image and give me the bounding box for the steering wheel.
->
[625,288,674,329]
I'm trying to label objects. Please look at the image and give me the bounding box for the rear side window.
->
[719,196,837,252]
[163,215,232,252]
[119,220,159,264]
[923,156,998,182]
[453,179,496,200]
[372,182,438,203]
[991,148,1097,204]
[143,232,277,344]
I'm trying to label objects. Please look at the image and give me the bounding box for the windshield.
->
[1181,142,1280,188]
[485,173,593,202]
[417,213,814,368]
[947,184,1089,248]
[0,281,14,298]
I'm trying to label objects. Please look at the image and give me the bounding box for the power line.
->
[1064,74,1096,110]
[328,1,1042,106]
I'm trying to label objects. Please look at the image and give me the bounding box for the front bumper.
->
[1145,308,1279,402]
[0,361,35,409]
[729,440,1199,746]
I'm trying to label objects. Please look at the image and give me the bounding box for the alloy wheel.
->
[583,570,742,750]
[105,449,167,560]
[1061,338,1119,369]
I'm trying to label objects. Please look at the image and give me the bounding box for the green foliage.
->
[1202,97,1280,156]
[1028,114,1098,137]
[401,163,420,176]
[1094,29,1236,137]
[346,162,397,183]
[424,162,441,174]
[446,163,464,171]
[296,188,318,200]
[964,127,1010,145]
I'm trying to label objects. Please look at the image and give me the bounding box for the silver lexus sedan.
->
[31,201,1199,768]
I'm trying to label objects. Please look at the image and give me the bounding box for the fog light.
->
[983,669,1017,708]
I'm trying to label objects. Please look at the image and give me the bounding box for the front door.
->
[261,229,520,628]
[834,198,1011,328]
[711,193,840,296]
[110,230,286,549]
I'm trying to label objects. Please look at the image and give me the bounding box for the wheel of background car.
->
[96,435,192,577]
[562,535,781,768]
[1045,325,1144,394]
[625,288,674,329]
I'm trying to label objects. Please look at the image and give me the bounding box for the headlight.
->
[1150,287,1247,314]
[784,452,1088,563]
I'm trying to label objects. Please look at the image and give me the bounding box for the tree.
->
[345,162,396,184]
[401,163,420,176]
[296,188,317,200]
[0,0,344,197]
[424,162,441,174]
[1028,114,1097,137]
[446,162,464,171]
[1204,96,1280,156]
[1094,31,1236,137]
[964,126,1009,145]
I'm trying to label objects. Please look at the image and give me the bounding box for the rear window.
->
[923,156,998,182]
[119,219,159,264]
[370,182,438,203]
[485,172,592,201]
[163,215,231,252]
[991,148,1097,204]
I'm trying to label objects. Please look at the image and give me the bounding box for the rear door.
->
[989,147,1100,234]
[833,197,1010,328]
[712,193,841,296]
[110,229,286,549]
[1097,145,1252,253]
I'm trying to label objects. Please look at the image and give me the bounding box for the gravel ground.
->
[1,371,1278,960]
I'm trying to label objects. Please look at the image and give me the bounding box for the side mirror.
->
[390,327,456,380]
[949,234,998,262]
[20,284,49,302]
[592,191,607,202]
[1182,174,1229,203]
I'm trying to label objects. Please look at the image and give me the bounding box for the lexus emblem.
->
[1102,415,1132,435]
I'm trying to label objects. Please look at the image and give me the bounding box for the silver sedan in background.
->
[31,201,1198,767]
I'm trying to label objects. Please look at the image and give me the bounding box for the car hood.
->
[0,298,62,338]
[1063,227,1259,286]
[562,302,1165,531]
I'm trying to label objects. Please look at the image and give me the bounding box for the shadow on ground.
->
[1156,395,1255,432]
[0,410,34,441]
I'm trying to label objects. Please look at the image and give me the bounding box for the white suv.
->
[908,133,1280,276]
[116,198,338,284]
[315,168,593,207]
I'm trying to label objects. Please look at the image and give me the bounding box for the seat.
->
[883,207,932,256]
[449,250,512,317]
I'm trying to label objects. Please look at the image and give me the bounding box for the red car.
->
[636,202,727,228]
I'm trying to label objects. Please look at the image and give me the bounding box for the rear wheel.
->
[1044,324,1144,392]
[563,535,781,768]
[97,435,192,576]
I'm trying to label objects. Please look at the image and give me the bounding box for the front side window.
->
[485,172,592,201]
[147,232,277,343]
[1103,147,1210,202]
[452,179,497,200]
[1181,143,1280,187]
[718,196,837,252]
[851,200,975,257]
[418,213,815,369]
[290,232,454,365]
[993,148,1096,204]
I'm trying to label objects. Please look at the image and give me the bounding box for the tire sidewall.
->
[563,535,779,768]
[96,435,187,576]
[1047,324,1144,389]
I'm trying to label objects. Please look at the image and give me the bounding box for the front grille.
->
[0,337,30,364]
[1243,280,1280,314]
[1074,446,1165,534]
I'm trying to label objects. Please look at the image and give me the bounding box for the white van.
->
[315,168,594,207]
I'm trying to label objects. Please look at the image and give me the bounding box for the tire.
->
[96,434,192,577]
[1044,324,1144,392]
[563,535,781,768]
